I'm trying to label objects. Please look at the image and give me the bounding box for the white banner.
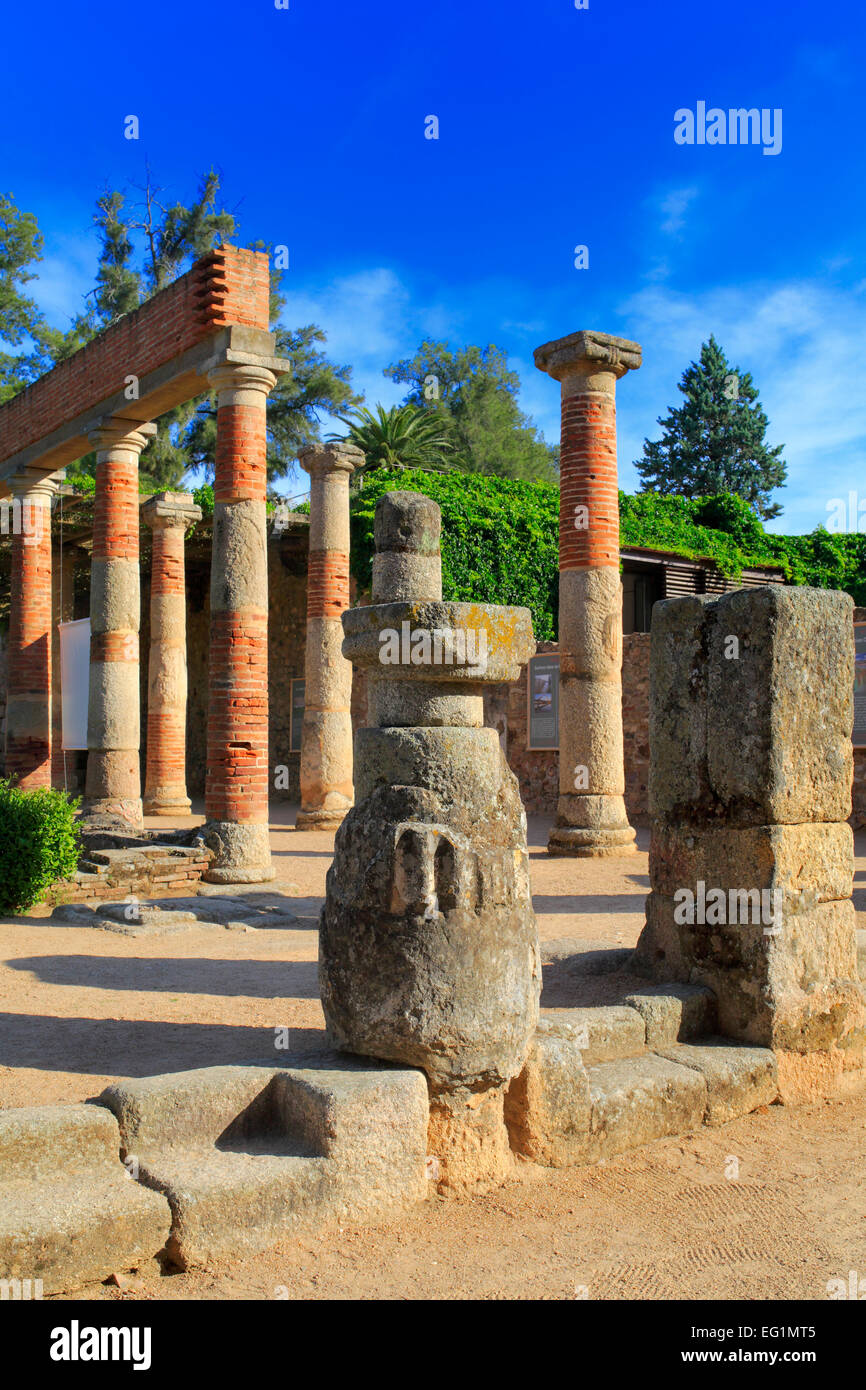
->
[58,618,91,750]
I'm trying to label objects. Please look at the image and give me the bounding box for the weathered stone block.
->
[539,1005,645,1062]
[638,893,862,1051]
[706,586,853,825]
[655,1041,778,1124]
[99,1060,429,1267]
[586,1054,707,1161]
[0,1104,170,1294]
[648,595,713,823]
[504,1026,591,1166]
[649,821,854,909]
[622,983,717,1046]
[650,587,854,826]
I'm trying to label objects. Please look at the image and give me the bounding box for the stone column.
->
[321,491,539,1194]
[142,492,201,816]
[203,363,278,882]
[51,539,80,790]
[534,329,642,857]
[84,419,155,828]
[5,474,61,788]
[296,441,362,830]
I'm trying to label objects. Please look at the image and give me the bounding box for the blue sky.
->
[3,0,864,530]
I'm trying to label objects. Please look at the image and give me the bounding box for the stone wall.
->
[175,543,308,802]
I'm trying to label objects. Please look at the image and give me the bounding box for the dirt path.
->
[0,811,655,1108]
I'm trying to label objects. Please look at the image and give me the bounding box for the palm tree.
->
[332,403,456,477]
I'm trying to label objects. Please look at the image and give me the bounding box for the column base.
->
[548,794,636,858]
[143,795,193,817]
[198,820,275,884]
[295,807,350,831]
[80,798,144,832]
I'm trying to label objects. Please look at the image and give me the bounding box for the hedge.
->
[348,471,866,639]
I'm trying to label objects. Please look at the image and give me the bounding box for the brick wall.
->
[0,247,270,468]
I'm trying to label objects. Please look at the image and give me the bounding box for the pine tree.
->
[635,336,787,520]
[0,193,54,400]
[57,171,360,490]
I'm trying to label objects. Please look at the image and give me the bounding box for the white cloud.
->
[32,231,99,327]
[658,186,699,236]
[280,267,457,414]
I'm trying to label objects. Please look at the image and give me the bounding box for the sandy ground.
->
[3,808,866,1301]
[0,809,655,1108]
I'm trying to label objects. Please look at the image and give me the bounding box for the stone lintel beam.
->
[0,326,291,495]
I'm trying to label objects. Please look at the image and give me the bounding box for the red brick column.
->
[83,419,156,828]
[5,474,61,788]
[534,330,642,857]
[297,442,362,829]
[142,492,201,815]
[51,540,81,790]
[203,363,278,882]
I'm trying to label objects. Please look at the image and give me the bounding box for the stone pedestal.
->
[142,492,201,816]
[320,491,540,1193]
[637,586,865,1101]
[296,442,362,830]
[5,474,61,789]
[83,420,156,829]
[202,363,278,882]
[534,330,641,857]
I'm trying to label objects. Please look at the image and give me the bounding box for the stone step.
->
[539,1006,647,1064]
[0,1104,171,1295]
[655,1041,779,1126]
[506,1025,778,1169]
[585,1052,708,1162]
[539,983,717,1061]
[97,1059,429,1268]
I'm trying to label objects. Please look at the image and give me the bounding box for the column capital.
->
[88,417,157,456]
[299,441,363,478]
[141,491,203,531]
[534,330,642,391]
[8,469,65,502]
[208,361,279,399]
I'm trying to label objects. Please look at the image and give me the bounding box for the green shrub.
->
[0,781,81,914]
[350,469,560,640]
